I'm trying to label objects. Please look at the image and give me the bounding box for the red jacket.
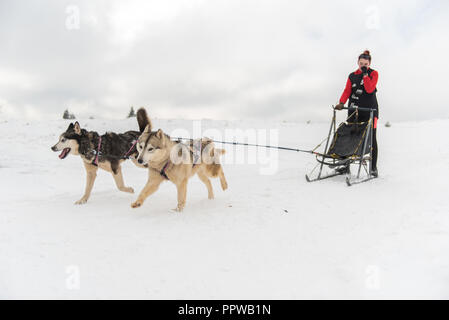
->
[339,69,379,104]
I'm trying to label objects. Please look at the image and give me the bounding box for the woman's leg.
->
[372,126,378,171]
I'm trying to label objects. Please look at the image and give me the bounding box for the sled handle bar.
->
[341,106,376,112]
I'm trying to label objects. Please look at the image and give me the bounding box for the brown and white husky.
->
[131,110,228,212]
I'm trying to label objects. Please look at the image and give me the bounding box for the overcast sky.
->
[0,0,447,122]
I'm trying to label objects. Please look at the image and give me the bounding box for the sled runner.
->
[306,107,377,186]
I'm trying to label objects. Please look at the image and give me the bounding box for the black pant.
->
[347,110,378,171]
[372,128,378,171]
[348,111,378,171]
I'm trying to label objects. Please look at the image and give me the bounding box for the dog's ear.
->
[74,122,81,135]
[156,129,164,139]
[144,124,151,133]
[66,123,74,132]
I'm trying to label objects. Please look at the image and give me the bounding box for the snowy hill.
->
[1,116,448,299]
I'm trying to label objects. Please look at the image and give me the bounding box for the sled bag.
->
[327,122,371,159]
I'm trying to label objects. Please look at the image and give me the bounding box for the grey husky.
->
[51,109,150,204]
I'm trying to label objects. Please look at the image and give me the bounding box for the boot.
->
[336,165,350,175]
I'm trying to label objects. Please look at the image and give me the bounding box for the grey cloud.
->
[0,0,448,122]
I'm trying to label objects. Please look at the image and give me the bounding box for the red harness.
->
[92,137,138,166]
[93,136,102,166]
[124,139,138,159]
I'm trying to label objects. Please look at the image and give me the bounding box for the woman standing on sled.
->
[335,50,379,177]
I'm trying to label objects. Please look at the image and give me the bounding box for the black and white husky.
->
[51,108,151,204]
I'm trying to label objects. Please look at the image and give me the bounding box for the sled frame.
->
[306,107,375,186]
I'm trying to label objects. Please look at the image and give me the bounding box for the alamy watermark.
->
[65,265,80,290]
[137,120,281,175]
[65,5,81,30]
[365,5,380,30]
[365,265,381,290]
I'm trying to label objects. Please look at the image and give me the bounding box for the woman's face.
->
[358,58,371,69]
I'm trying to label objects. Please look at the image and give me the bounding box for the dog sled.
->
[305,107,377,186]
[172,106,378,187]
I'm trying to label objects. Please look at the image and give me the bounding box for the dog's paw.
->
[208,194,214,200]
[75,198,88,205]
[131,201,142,208]
[171,205,184,212]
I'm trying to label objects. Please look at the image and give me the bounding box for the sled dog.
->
[131,111,228,211]
[51,109,150,204]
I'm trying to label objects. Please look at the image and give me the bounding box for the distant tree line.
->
[63,109,76,119]
[62,107,138,119]
[127,106,136,118]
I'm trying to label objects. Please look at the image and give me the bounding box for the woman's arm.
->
[363,70,378,93]
[339,77,352,104]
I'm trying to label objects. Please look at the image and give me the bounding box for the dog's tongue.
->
[59,148,69,159]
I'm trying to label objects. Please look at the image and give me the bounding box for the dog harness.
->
[160,161,170,180]
[123,140,138,159]
[93,136,102,166]
[155,141,205,180]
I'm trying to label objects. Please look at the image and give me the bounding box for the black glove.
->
[335,103,344,110]
[361,66,368,76]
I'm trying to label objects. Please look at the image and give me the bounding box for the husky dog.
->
[131,113,228,212]
[51,109,150,204]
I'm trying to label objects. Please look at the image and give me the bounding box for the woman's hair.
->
[359,50,371,61]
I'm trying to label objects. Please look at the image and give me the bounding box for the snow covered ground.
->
[1,115,448,299]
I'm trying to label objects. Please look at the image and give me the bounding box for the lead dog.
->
[131,110,228,211]
[51,109,150,204]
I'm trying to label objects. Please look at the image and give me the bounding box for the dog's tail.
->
[203,144,227,191]
[137,108,152,133]
[212,148,226,156]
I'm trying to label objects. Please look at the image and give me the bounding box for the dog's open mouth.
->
[59,148,71,159]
